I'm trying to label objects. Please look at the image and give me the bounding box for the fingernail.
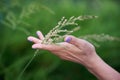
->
[36,31,40,36]
[65,37,72,43]
[27,37,32,42]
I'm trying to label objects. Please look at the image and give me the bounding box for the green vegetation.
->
[0,0,120,80]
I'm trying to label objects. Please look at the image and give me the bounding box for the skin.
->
[28,31,120,80]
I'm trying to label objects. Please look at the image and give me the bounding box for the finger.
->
[36,31,44,40]
[64,35,82,47]
[58,42,78,50]
[59,42,81,54]
[32,43,62,51]
[27,36,42,43]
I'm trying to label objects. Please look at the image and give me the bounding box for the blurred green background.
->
[0,0,120,80]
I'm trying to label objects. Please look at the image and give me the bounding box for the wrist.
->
[83,52,102,69]
[83,53,120,80]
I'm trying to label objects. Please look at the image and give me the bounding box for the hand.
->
[27,31,120,80]
[27,31,97,67]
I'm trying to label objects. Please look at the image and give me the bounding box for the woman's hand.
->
[27,31,97,67]
[27,31,120,80]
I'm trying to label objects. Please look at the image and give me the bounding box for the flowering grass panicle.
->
[80,34,120,42]
[80,34,120,47]
[18,15,97,79]
[42,15,98,44]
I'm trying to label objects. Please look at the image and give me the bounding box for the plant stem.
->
[17,49,39,80]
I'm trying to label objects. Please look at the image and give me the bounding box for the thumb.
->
[64,35,81,47]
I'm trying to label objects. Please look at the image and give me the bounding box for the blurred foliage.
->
[0,0,120,80]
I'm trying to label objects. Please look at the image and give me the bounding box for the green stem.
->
[17,49,39,80]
